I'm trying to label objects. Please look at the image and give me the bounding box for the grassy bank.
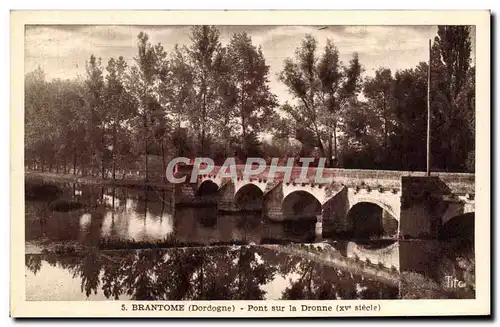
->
[25,171,173,190]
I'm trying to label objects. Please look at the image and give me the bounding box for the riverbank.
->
[25,171,173,190]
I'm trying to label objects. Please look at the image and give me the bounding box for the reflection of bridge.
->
[174,165,475,241]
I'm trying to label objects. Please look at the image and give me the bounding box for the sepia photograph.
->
[10,10,490,317]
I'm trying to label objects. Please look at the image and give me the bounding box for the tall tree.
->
[390,63,429,170]
[104,56,137,180]
[226,32,278,158]
[317,45,362,166]
[25,67,55,171]
[210,46,238,160]
[316,39,342,165]
[51,78,87,174]
[128,32,165,181]
[337,53,364,166]
[430,26,474,171]
[279,35,363,167]
[85,55,105,177]
[187,26,223,156]
[278,35,326,161]
[363,68,394,163]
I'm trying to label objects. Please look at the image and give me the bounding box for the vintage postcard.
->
[10,10,490,317]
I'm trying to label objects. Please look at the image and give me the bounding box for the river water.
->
[24,182,474,300]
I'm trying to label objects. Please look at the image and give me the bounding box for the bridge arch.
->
[282,183,327,204]
[233,179,268,196]
[349,196,399,221]
[347,201,399,239]
[234,183,264,210]
[282,190,322,219]
[196,179,220,197]
[439,212,474,242]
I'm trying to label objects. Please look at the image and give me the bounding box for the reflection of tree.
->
[279,258,398,300]
[25,246,398,300]
[121,250,163,300]
[25,254,42,275]
[78,248,102,297]
[257,247,398,300]
[25,246,279,300]
[232,247,275,300]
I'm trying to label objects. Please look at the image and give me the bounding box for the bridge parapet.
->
[175,165,474,239]
[178,164,474,195]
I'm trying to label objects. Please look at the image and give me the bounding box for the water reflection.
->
[25,246,398,301]
[25,184,316,246]
[24,182,474,300]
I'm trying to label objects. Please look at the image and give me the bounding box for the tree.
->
[50,78,87,174]
[279,35,363,167]
[25,67,53,171]
[390,63,429,170]
[339,100,381,169]
[160,45,196,158]
[85,55,106,177]
[211,46,238,160]
[318,47,363,167]
[363,68,395,164]
[316,39,343,165]
[226,32,278,158]
[187,26,224,156]
[278,35,327,161]
[104,56,137,180]
[430,26,474,172]
[127,32,165,181]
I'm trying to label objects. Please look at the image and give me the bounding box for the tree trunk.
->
[201,93,206,156]
[382,94,388,158]
[101,128,106,180]
[333,122,338,167]
[161,140,166,182]
[73,150,77,176]
[241,115,246,158]
[313,123,326,160]
[112,122,117,181]
[144,115,149,183]
[240,87,247,158]
[145,142,148,182]
[327,132,333,168]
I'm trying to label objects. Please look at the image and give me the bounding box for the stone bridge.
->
[174,165,475,240]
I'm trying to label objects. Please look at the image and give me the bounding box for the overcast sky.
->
[25,25,476,105]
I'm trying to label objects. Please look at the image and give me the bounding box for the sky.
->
[25,25,476,106]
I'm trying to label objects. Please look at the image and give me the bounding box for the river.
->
[24,181,474,300]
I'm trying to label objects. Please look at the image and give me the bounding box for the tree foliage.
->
[25,25,475,175]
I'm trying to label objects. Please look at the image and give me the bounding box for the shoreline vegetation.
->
[25,171,173,190]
